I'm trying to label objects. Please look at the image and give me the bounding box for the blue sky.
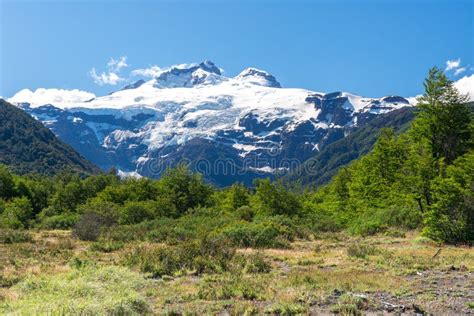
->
[0,0,473,98]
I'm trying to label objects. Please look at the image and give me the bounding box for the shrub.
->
[330,293,368,315]
[217,183,250,212]
[423,157,474,244]
[101,224,148,242]
[347,243,379,259]
[119,200,156,224]
[0,229,33,244]
[123,235,236,277]
[77,200,121,223]
[220,221,291,248]
[349,205,422,237]
[69,256,93,269]
[73,212,116,241]
[264,303,306,315]
[123,245,182,278]
[90,239,125,253]
[384,228,406,238]
[0,166,15,200]
[252,179,302,216]
[197,274,266,301]
[244,252,271,273]
[38,213,79,229]
[236,205,255,221]
[349,219,387,237]
[0,197,33,229]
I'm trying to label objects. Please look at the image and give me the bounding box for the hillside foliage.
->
[0,99,99,176]
[0,68,472,244]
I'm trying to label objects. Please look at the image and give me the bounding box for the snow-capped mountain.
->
[8,61,413,186]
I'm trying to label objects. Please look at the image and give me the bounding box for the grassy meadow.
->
[1,229,472,315]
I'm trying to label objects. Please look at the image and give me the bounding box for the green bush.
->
[264,303,306,315]
[101,224,148,242]
[157,165,214,216]
[349,204,422,237]
[0,197,33,229]
[236,205,255,221]
[220,220,292,248]
[423,154,474,244]
[197,274,266,301]
[38,213,79,229]
[0,229,33,244]
[252,179,302,216]
[123,246,181,277]
[90,239,125,252]
[123,235,236,277]
[73,212,116,241]
[0,166,15,200]
[119,200,157,224]
[347,243,379,259]
[244,252,271,273]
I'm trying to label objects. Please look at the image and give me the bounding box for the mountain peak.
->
[198,60,221,75]
[236,67,281,88]
[153,60,223,88]
[121,79,145,91]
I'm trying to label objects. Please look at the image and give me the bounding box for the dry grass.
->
[1,230,472,314]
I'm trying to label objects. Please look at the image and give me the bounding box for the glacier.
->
[8,60,413,186]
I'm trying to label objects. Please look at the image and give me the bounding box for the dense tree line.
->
[311,67,473,243]
[0,99,99,175]
[0,68,472,244]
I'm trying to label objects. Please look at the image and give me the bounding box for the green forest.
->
[1,67,472,245]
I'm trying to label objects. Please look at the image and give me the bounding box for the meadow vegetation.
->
[0,68,472,313]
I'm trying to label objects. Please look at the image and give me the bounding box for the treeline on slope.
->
[313,67,473,243]
[0,99,99,176]
[286,106,416,186]
[0,67,472,245]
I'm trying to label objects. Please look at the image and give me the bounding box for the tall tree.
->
[411,67,472,166]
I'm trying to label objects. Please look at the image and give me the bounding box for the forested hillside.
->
[286,107,416,185]
[0,99,99,175]
[311,68,473,243]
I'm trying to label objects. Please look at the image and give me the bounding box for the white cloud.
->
[131,65,163,78]
[107,56,128,72]
[8,88,96,108]
[446,58,461,71]
[131,63,200,78]
[90,68,124,86]
[454,67,466,76]
[454,74,474,101]
[90,56,128,86]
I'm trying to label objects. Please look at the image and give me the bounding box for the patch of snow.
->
[8,88,95,108]
[117,170,142,179]
[232,143,259,157]
[249,166,274,173]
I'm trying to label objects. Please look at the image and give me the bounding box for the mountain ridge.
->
[8,61,414,185]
